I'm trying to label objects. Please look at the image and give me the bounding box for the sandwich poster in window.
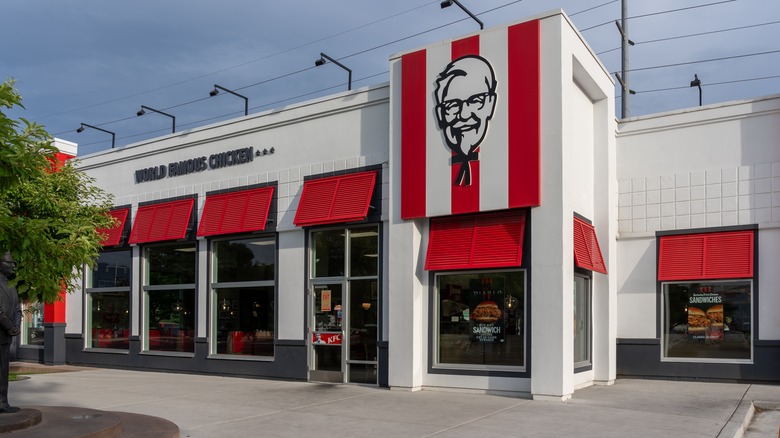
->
[469,277,505,343]
[687,287,724,341]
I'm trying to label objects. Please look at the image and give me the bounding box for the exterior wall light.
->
[314,52,352,91]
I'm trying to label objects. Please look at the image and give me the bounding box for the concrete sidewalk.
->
[7,364,780,437]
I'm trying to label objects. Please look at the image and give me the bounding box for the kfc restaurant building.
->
[18,10,780,400]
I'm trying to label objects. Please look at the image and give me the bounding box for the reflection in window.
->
[214,238,274,283]
[573,275,591,368]
[663,281,752,361]
[146,289,195,353]
[22,302,43,347]
[313,230,345,277]
[89,291,130,349]
[146,244,196,285]
[87,250,131,350]
[89,250,131,288]
[435,271,525,368]
[349,227,378,277]
[214,287,274,356]
[212,237,275,357]
[144,244,196,353]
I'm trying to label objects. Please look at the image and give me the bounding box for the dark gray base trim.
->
[63,334,308,381]
[617,338,780,383]
[378,341,388,387]
[43,324,66,365]
[276,340,306,347]
[427,367,529,378]
[15,345,43,363]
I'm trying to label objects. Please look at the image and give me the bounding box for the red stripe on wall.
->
[450,35,481,215]
[507,20,541,208]
[401,49,428,219]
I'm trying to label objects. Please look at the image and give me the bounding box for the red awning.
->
[293,171,377,227]
[425,210,526,271]
[573,216,607,274]
[658,230,754,281]
[197,187,274,237]
[98,208,129,247]
[128,198,195,244]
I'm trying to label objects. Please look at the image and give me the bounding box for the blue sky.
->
[4,0,779,155]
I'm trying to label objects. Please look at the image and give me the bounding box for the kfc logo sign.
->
[398,19,540,219]
[435,55,497,186]
[312,333,342,345]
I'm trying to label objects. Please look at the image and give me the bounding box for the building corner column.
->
[43,290,67,365]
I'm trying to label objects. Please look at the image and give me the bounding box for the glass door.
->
[310,283,344,383]
[347,279,378,384]
[308,226,380,384]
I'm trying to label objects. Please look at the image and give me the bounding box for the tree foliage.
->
[0,79,115,304]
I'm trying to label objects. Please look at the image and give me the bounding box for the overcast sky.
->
[4,0,779,155]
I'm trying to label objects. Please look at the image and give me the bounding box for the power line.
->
[54,0,530,137]
[53,0,778,144]
[570,0,618,18]
[622,49,780,74]
[634,74,780,95]
[597,19,780,55]
[37,1,441,121]
[581,0,736,32]
[56,0,529,136]
[69,71,389,149]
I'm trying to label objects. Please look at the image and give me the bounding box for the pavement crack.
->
[287,391,379,411]
[423,399,532,437]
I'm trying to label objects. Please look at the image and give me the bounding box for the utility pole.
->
[615,0,633,119]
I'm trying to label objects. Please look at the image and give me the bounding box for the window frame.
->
[573,272,592,371]
[431,269,527,373]
[141,242,197,355]
[208,234,277,359]
[84,248,132,351]
[660,279,754,364]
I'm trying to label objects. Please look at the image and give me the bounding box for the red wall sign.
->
[400,19,541,219]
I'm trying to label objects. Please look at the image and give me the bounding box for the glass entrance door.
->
[310,283,344,383]
[308,226,380,384]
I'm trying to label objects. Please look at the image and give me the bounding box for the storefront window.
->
[313,230,345,278]
[22,301,43,346]
[573,275,591,368]
[212,237,275,357]
[86,250,131,349]
[663,281,752,361]
[349,227,378,277]
[435,271,525,369]
[144,244,196,353]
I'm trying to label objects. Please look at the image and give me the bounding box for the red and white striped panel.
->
[400,19,540,219]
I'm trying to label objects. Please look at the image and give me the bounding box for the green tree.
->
[0,79,115,303]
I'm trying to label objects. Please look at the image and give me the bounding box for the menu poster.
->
[468,277,506,343]
[687,287,724,341]
[321,290,332,312]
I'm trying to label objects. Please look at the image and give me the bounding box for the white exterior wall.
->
[616,94,780,340]
[74,85,390,344]
[387,11,614,397]
[532,13,616,400]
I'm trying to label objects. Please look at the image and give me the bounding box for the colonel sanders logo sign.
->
[434,55,497,186]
